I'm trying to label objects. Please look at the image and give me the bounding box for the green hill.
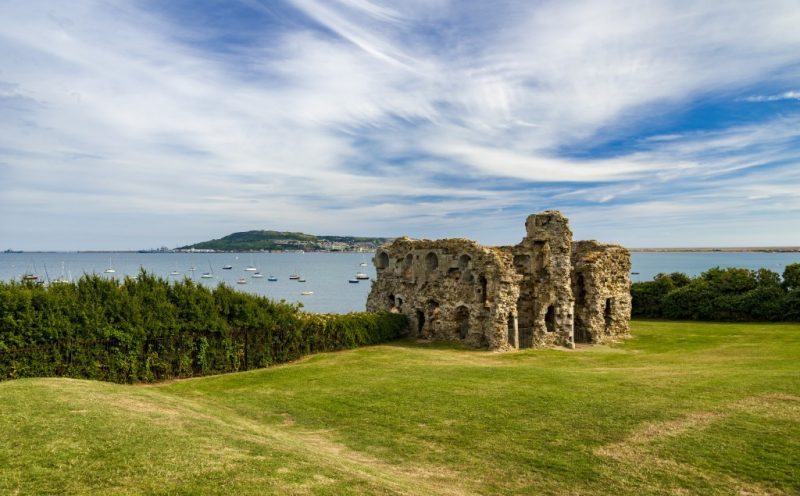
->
[2,321,799,495]
[179,230,393,252]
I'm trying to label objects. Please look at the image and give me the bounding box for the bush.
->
[631,272,690,318]
[0,272,407,383]
[633,264,800,322]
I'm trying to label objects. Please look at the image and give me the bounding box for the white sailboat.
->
[244,254,258,272]
[104,256,115,273]
[51,262,72,284]
[201,261,214,279]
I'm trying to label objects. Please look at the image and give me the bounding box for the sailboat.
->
[355,271,369,280]
[267,275,278,281]
[201,261,214,279]
[244,254,258,272]
[252,272,263,278]
[51,262,72,284]
[236,277,248,284]
[104,256,115,273]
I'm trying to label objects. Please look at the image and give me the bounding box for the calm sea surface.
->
[2,251,799,314]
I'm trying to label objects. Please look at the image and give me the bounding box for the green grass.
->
[1,320,798,495]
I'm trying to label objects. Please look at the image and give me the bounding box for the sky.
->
[1,0,800,251]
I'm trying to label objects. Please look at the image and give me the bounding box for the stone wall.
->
[366,211,631,350]
[366,237,521,349]
[507,211,575,348]
[571,240,632,343]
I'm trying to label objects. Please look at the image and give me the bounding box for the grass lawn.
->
[1,320,798,495]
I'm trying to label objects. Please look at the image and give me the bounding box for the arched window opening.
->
[479,276,488,303]
[404,253,413,269]
[534,241,548,278]
[425,252,439,271]
[455,306,470,339]
[576,273,586,304]
[604,298,613,329]
[396,297,403,309]
[513,254,530,270]
[416,309,425,336]
[545,305,556,333]
[376,251,389,270]
[388,294,395,308]
[458,254,471,270]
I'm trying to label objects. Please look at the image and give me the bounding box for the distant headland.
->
[177,230,393,253]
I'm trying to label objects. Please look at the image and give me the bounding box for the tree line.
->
[631,263,800,321]
[0,272,407,383]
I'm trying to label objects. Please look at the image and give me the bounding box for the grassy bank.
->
[1,320,798,495]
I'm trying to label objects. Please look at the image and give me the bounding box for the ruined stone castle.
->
[366,211,631,350]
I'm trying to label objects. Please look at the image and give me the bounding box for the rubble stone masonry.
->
[366,211,631,350]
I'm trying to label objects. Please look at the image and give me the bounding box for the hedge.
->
[0,272,407,383]
[632,263,800,322]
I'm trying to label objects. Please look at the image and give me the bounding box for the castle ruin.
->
[366,211,631,350]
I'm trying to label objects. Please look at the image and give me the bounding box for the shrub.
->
[0,272,407,383]
[633,265,800,322]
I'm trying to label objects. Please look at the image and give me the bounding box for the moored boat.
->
[104,256,115,273]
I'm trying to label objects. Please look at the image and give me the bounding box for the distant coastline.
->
[629,247,800,253]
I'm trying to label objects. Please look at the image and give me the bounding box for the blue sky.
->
[1,0,800,250]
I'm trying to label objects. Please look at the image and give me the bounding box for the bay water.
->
[2,251,799,314]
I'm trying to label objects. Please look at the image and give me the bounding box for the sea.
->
[2,251,799,314]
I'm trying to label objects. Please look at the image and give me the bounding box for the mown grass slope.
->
[1,321,798,495]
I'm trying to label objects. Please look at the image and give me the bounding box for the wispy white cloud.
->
[742,91,800,102]
[0,0,799,249]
